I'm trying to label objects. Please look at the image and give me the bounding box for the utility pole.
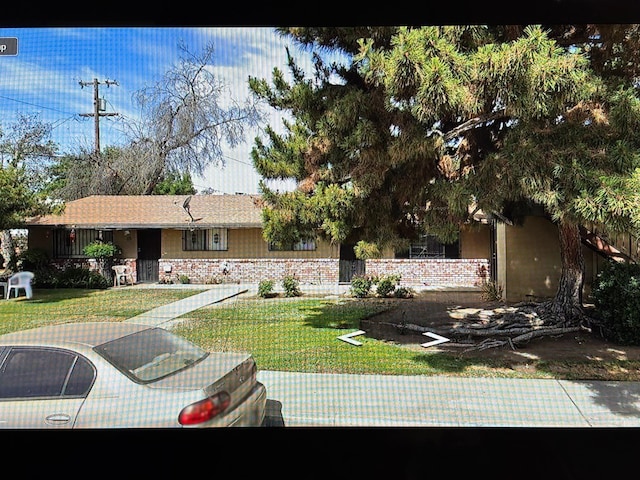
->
[79,78,118,155]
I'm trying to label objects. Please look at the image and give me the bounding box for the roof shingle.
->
[26,194,264,229]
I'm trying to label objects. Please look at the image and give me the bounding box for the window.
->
[409,234,446,258]
[53,228,113,258]
[0,347,95,399]
[94,327,208,383]
[395,234,460,259]
[182,228,227,251]
[268,238,317,251]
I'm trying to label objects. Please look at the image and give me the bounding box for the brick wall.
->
[365,258,489,288]
[158,257,489,287]
[50,258,90,271]
[158,258,340,285]
[48,257,489,288]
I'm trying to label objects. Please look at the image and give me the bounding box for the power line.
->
[0,95,81,134]
[0,94,76,116]
[221,153,253,167]
[51,115,80,130]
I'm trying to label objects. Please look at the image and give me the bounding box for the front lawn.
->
[0,288,206,335]
[172,297,568,379]
[3,288,639,381]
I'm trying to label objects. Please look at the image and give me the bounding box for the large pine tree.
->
[249,25,640,339]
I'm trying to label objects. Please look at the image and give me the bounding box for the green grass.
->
[0,288,206,335]
[2,288,639,381]
[173,297,640,380]
[171,297,625,380]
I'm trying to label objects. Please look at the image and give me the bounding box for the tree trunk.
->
[550,221,585,326]
[0,230,16,273]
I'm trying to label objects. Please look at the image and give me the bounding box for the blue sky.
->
[0,27,341,194]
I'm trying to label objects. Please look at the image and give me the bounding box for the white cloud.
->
[0,26,349,194]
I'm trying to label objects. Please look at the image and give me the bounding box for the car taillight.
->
[178,391,231,426]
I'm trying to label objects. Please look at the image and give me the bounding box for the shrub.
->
[282,275,301,297]
[27,269,56,288]
[480,281,503,302]
[16,248,57,285]
[375,274,401,297]
[17,247,51,272]
[592,261,640,345]
[258,279,276,298]
[83,241,120,281]
[350,275,373,298]
[394,286,415,299]
[177,274,190,284]
[82,241,120,259]
[41,267,110,289]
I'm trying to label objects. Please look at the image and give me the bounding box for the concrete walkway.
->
[125,283,250,327]
[123,283,640,428]
[124,282,351,328]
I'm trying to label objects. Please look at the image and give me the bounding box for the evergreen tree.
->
[152,171,197,195]
[0,113,58,271]
[249,25,640,334]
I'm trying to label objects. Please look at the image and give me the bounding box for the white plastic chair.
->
[112,265,135,286]
[6,271,34,299]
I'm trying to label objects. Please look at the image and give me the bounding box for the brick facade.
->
[158,258,340,285]
[365,258,490,288]
[158,257,489,288]
[50,257,489,288]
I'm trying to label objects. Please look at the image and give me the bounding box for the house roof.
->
[25,194,265,229]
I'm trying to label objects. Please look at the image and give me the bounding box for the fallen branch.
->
[361,300,598,351]
[510,326,582,344]
[453,325,554,337]
[465,339,508,351]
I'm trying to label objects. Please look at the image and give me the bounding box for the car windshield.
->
[94,328,208,383]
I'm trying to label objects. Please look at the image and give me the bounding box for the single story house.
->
[24,194,623,301]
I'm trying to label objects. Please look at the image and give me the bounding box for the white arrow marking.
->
[338,330,366,346]
[421,331,450,348]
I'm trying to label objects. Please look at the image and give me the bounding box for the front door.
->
[136,229,161,283]
[339,244,365,283]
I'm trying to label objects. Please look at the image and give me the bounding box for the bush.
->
[177,274,190,284]
[38,267,110,289]
[375,274,401,297]
[83,241,120,282]
[592,261,640,345]
[282,275,301,297]
[350,275,373,298]
[480,281,503,302]
[16,248,57,285]
[17,248,51,272]
[205,275,224,285]
[394,286,415,299]
[258,279,276,298]
[82,241,120,259]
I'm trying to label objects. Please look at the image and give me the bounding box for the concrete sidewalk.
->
[258,371,640,427]
[123,283,640,428]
